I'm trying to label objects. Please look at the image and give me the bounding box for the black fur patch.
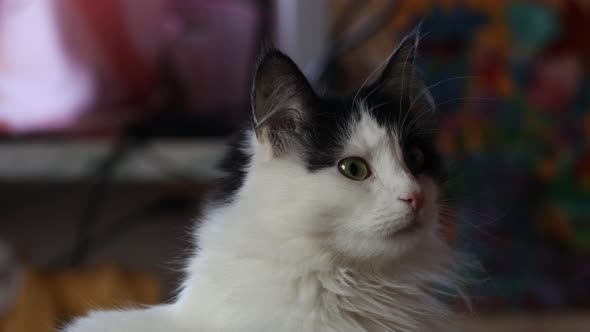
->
[297,90,442,179]
[210,121,253,204]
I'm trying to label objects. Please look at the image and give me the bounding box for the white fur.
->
[64,112,458,332]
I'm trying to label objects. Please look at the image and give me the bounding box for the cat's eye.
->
[406,147,425,172]
[338,157,371,181]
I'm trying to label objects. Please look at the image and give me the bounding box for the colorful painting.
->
[397,0,590,310]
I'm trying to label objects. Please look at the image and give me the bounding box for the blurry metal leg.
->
[69,139,138,266]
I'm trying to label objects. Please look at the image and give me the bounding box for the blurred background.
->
[0,0,589,331]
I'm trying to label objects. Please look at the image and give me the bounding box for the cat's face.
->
[303,109,442,261]
[226,31,443,263]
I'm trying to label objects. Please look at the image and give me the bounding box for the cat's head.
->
[217,31,443,264]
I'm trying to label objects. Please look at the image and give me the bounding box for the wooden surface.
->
[458,312,590,332]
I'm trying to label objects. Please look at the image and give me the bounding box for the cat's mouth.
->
[387,216,423,237]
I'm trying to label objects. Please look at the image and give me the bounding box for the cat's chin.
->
[378,223,431,258]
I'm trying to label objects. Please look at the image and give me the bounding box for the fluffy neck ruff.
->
[187,214,457,331]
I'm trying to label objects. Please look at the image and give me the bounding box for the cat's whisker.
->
[360,80,387,106]
[405,91,488,135]
[399,30,432,139]
[426,96,497,112]
[351,50,396,110]
[456,207,503,223]
[402,108,434,136]
[398,41,418,136]
[367,101,394,113]
[437,203,504,226]
[437,209,503,242]
[405,75,477,115]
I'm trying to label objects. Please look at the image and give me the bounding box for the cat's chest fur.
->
[177,251,451,332]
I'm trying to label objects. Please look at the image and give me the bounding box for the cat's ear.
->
[251,47,315,156]
[371,28,432,108]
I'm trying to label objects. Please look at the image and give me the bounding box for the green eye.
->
[338,157,371,181]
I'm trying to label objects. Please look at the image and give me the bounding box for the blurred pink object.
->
[0,0,94,133]
[0,0,260,135]
[0,0,164,134]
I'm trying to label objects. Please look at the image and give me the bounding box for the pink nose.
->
[398,191,423,211]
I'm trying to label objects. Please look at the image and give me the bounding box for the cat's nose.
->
[398,191,423,211]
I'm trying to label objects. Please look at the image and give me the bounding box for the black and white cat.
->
[64,30,459,332]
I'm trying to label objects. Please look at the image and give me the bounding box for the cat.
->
[63,29,460,332]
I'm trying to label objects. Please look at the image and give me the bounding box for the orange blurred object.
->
[0,263,161,332]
